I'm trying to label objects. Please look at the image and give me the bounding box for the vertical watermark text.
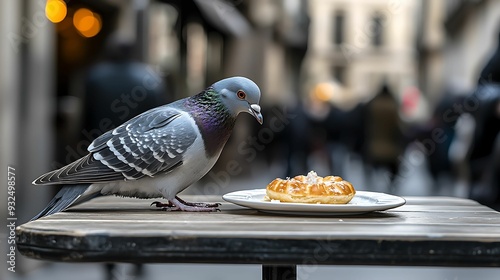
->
[6,166,17,273]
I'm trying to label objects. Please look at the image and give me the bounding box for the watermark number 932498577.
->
[7,166,17,273]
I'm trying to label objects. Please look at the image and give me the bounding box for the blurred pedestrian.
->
[362,83,404,191]
[465,29,500,206]
[303,89,336,176]
[467,86,500,206]
[283,101,310,177]
[417,94,463,192]
[82,35,168,142]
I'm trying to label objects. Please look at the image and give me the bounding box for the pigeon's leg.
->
[150,198,220,209]
[150,201,174,208]
[175,196,221,208]
[168,197,219,212]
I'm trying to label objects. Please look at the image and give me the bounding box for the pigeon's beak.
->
[249,104,263,124]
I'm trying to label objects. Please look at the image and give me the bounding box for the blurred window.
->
[333,66,346,85]
[371,14,384,47]
[333,11,345,45]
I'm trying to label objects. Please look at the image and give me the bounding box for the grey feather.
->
[30,184,100,221]
[33,105,197,185]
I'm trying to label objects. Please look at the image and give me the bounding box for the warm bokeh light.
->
[73,8,102,38]
[45,0,67,23]
[312,83,335,102]
[73,8,93,31]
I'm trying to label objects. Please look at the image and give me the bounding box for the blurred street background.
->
[1,0,500,279]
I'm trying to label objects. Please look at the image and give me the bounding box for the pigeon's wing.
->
[33,106,198,185]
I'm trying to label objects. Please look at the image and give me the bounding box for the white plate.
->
[222,189,406,215]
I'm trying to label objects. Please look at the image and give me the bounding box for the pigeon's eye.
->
[237,90,246,100]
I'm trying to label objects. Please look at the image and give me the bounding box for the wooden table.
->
[16,195,500,280]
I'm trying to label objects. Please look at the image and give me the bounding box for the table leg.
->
[262,265,297,280]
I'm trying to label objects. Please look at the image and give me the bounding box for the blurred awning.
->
[193,0,251,37]
[87,0,252,37]
[158,0,251,37]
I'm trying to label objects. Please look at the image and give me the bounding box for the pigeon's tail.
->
[30,184,100,221]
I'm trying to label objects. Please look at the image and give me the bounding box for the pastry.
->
[266,171,355,204]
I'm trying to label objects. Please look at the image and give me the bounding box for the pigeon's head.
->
[212,76,263,124]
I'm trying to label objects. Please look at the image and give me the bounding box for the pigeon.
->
[31,76,263,220]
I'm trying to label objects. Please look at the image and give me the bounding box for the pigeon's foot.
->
[151,197,220,212]
[175,196,221,208]
[150,201,174,208]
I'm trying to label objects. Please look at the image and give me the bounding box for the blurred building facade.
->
[303,0,420,106]
[418,0,500,101]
